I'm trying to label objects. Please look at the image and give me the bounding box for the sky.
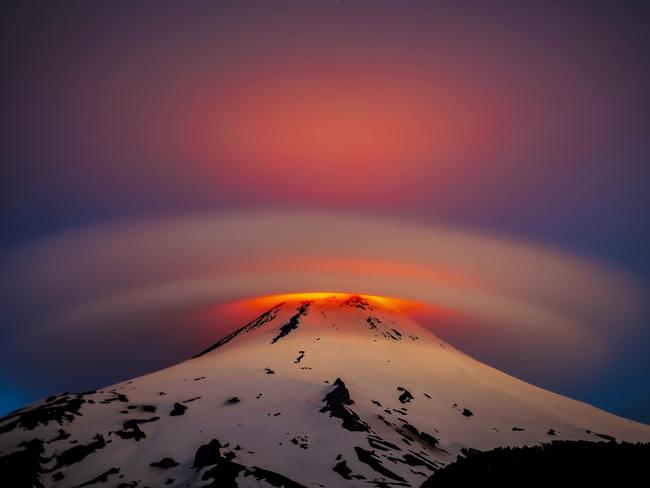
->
[1,1,649,422]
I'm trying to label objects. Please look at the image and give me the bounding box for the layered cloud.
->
[2,210,646,391]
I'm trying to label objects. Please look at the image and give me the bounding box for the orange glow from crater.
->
[244,292,425,313]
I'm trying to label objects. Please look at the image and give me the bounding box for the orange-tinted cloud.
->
[181,70,507,202]
[3,210,645,384]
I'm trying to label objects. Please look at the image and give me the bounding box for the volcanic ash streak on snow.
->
[1,210,646,379]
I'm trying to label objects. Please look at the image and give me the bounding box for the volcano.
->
[1,294,649,487]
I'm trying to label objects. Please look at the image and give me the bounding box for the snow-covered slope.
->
[2,294,649,488]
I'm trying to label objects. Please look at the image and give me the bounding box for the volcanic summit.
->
[1,294,649,487]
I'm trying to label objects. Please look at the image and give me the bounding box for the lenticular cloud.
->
[1,210,646,381]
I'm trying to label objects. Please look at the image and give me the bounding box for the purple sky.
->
[1,1,649,422]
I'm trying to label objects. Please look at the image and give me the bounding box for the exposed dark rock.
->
[242,466,308,487]
[354,446,406,482]
[294,351,306,363]
[333,460,353,479]
[52,434,106,469]
[396,419,440,449]
[404,453,437,471]
[225,397,241,405]
[377,414,393,427]
[404,451,438,471]
[150,457,179,468]
[547,429,556,436]
[595,433,616,441]
[183,396,202,403]
[343,295,372,310]
[265,367,275,374]
[170,403,187,416]
[383,330,401,341]
[512,427,525,431]
[194,439,224,470]
[74,467,120,487]
[320,379,369,432]
[462,408,473,417]
[114,417,159,441]
[388,419,440,449]
[0,438,47,488]
[48,429,71,443]
[366,317,381,329]
[290,435,308,449]
[387,452,437,471]
[271,302,312,343]
[201,460,243,488]
[194,304,282,357]
[99,392,128,403]
[418,431,440,448]
[195,439,307,488]
[400,422,419,438]
[367,435,401,451]
[323,379,353,404]
[0,395,85,433]
[397,387,414,404]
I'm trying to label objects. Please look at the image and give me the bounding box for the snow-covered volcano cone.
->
[2,294,649,487]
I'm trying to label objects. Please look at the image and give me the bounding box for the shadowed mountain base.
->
[421,440,650,486]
